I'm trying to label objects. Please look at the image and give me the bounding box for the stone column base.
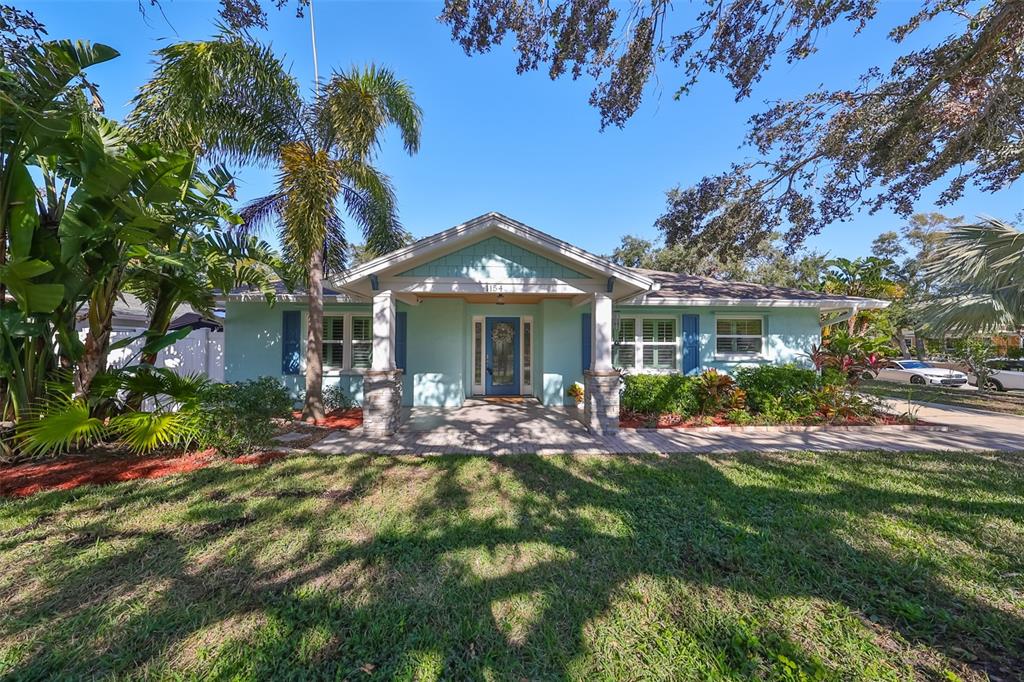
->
[362,370,403,435]
[583,370,620,435]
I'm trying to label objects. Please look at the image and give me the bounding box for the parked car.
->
[969,359,1024,392]
[875,360,969,386]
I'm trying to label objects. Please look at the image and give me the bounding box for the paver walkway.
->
[306,398,1024,455]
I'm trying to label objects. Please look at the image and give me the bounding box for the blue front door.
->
[486,317,520,396]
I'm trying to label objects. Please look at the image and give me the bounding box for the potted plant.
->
[567,382,585,409]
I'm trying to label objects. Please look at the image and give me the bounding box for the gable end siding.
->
[396,236,590,280]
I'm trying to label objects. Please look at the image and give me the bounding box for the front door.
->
[485,317,520,396]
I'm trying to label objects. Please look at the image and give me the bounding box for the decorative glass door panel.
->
[485,317,520,396]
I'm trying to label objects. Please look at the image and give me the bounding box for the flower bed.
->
[0,449,218,498]
[291,407,363,429]
[619,410,921,430]
[619,365,913,430]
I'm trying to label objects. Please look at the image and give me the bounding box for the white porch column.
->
[372,289,396,371]
[583,292,619,435]
[365,289,402,435]
[590,293,613,371]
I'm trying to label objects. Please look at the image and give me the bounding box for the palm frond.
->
[126,33,300,165]
[108,410,200,453]
[278,141,342,264]
[920,217,1024,333]
[336,159,409,256]
[238,192,285,237]
[924,217,1024,292]
[16,396,106,457]
[319,64,422,157]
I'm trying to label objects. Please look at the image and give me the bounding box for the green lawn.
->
[860,380,1024,416]
[2,452,1023,680]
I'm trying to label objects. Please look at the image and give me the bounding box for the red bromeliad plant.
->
[694,369,746,415]
[809,331,892,386]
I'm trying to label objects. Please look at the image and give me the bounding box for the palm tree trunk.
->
[302,248,326,421]
[141,282,179,367]
[895,335,910,358]
[74,279,118,399]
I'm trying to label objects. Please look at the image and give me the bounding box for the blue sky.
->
[30,0,1021,260]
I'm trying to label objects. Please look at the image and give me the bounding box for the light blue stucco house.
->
[219,212,885,434]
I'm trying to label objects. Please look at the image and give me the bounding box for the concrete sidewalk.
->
[305,399,1024,455]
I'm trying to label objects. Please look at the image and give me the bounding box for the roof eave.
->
[620,296,890,309]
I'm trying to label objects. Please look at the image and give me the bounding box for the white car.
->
[875,360,969,387]
[969,360,1024,392]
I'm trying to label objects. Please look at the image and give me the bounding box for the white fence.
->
[87,327,225,382]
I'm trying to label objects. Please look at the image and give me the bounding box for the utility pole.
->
[309,0,320,96]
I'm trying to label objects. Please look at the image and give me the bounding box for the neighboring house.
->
[219,212,887,434]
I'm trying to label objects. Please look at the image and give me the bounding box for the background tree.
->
[607,233,825,289]
[129,34,421,420]
[432,1,1022,260]
[864,213,963,356]
[820,257,902,335]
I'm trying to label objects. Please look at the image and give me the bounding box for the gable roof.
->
[332,212,655,291]
[626,268,889,311]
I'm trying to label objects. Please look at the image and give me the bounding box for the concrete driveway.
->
[306,398,1024,455]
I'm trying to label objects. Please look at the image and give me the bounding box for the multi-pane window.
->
[716,317,763,355]
[322,314,373,370]
[351,316,372,368]
[612,318,637,369]
[613,317,676,370]
[642,319,676,369]
[323,317,345,368]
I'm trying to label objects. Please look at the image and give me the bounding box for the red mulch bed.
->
[290,407,363,429]
[0,448,218,498]
[619,411,922,429]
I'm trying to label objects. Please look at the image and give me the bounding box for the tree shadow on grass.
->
[2,451,1022,680]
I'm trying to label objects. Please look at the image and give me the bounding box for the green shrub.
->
[693,369,745,415]
[323,383,356,411]
[736,365,820,418]
[196,377,292,456]
[726,408,754,425]
[810,384,876,423]
[620,374,699,417]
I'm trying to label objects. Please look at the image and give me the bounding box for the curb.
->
[620,424,952,433]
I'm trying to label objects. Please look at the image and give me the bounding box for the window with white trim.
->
[642,319,676,369]
[716,317,763,355]
[613,318,636,369]
[323,317,345,369]
[321,313,372,371]
[351,316,372,368]
[613,317,677,370]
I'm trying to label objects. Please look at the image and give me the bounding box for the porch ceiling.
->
[414,292,572,304]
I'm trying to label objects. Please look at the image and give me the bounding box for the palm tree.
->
[128,33,422,420]
[820,256,903,335]
[920,218,1024,335]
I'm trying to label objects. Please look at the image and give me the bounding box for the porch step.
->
[478,395,540,405]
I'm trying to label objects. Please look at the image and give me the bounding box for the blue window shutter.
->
[395,311,408,371]
[281,310,300,375]
[581,313,592,373]
[682,314,700,375]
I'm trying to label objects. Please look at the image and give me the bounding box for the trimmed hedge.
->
[620,374,699,416]
[735,364,821,419]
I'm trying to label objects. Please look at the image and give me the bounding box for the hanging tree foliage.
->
[436,0,1024,258]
